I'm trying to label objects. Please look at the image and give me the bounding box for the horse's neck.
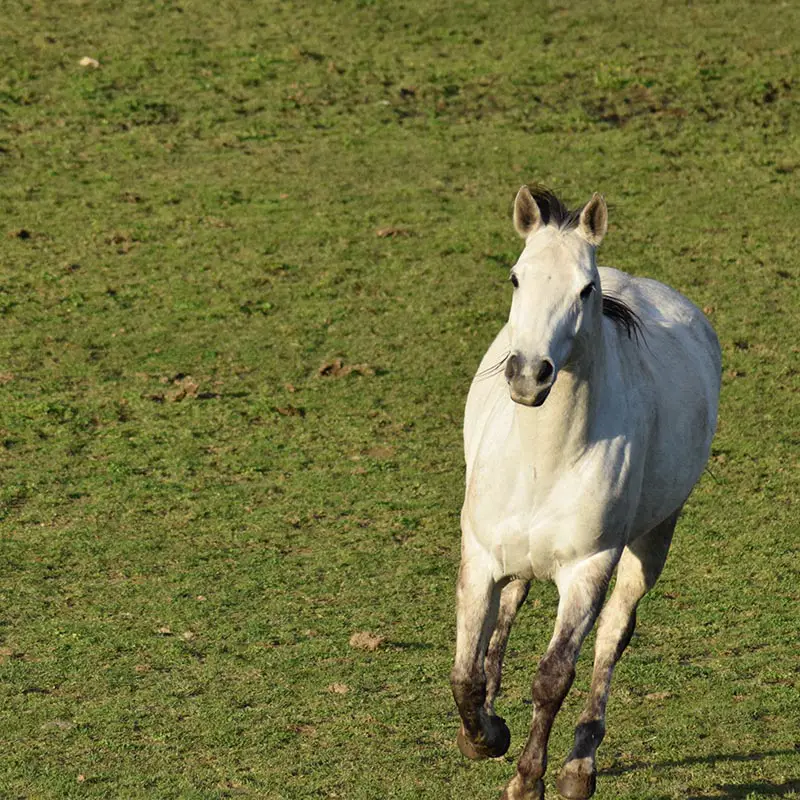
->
[514,341,606,471]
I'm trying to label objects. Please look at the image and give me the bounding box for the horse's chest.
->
[464,437,631,581]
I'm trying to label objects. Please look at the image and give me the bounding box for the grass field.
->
[1,1,798,798]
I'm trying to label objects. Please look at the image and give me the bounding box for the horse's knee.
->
[532,653,575,709]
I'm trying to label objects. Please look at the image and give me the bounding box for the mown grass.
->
[1,1,798,798]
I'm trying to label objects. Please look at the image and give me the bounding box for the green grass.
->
[1,1,798,798]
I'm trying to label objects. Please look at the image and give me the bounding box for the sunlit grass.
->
[1,1,798,798]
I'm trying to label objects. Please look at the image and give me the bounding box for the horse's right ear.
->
[514,186,542,239]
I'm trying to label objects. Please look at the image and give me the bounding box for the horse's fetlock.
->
[577,718,605,743]
[571,719,605,760]
[517,746,547,782]
[450,669,486,712]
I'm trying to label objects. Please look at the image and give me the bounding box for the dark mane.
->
[602,294,644,342]
[526,184,582,231]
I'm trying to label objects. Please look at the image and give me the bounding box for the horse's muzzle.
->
[510,383,553,407]
[506,353,556,407]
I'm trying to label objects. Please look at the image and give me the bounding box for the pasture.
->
[0,1,797,798]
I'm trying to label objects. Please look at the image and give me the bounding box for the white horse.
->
[450,186,721,800]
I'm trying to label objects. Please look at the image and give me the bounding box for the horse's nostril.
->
[505,354,520,381]
[536,359,554,384]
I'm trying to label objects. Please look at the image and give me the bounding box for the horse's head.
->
[505,186,607,407]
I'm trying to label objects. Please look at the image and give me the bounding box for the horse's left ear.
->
[579,193,607,246]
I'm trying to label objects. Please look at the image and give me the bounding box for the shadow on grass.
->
[686,779,800,799]
[604,748,798,775]
[604,749,799,799]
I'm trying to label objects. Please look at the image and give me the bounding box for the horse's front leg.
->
[502,549,620,800]
[451,547,510,760]
[485,578,530,714]
[557,512,679,800]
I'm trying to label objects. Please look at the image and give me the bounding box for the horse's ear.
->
[578,193,607,246]
[513,186,542,239]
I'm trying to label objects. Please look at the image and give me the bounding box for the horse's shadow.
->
[603,749,799,799]
[692,780,800,799]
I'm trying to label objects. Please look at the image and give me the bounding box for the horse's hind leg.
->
[485,578,530,714]
[502,548,620,800]
[451,551,511,760]
[556,510,680,800]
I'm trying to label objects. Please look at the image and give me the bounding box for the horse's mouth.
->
[510,385,552,407]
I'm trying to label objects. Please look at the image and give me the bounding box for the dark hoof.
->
[556,767,596,800]
[456,717,510,760]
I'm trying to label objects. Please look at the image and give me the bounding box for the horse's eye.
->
[580,282,595,300]
[510,274,519,289]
